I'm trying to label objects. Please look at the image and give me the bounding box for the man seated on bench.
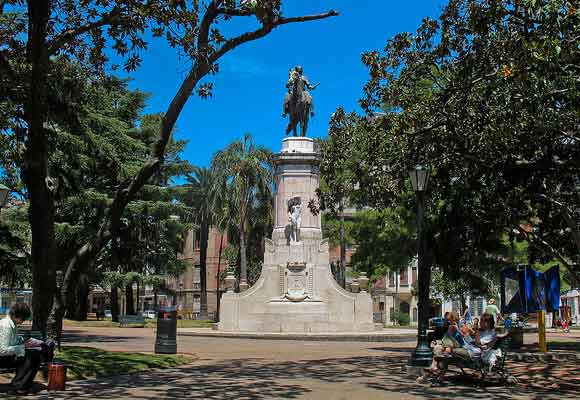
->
[0,303,52,394]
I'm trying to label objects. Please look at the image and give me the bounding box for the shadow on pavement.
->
[33,354,580,399]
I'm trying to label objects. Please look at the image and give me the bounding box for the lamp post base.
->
[408,346,433,368]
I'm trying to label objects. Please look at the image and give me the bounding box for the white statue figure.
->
[286,197,302,244]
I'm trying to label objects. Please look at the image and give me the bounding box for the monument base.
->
[218,237,374,333]
[218,136,374,334]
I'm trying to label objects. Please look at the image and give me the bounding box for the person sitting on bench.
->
[0,303,43,394]
[475,313,502,371]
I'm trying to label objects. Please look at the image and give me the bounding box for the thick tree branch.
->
[278,10,339,25]
[210,10,338,63]
[197,0,222,54]
[47,8,121,55]
[537,194,580,251]
[218,7,252,17]
[55,4,340,339]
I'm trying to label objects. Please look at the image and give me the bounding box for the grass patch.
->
[56,346,194,380]
[64,319,214,329]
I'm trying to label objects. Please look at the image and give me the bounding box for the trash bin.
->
[155,308,177,354]
[47,362,67,391]
[509,327,524,349]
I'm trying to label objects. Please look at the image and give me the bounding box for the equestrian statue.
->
[282,66,318,137]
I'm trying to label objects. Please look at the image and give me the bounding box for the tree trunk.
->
[153,289,158,311]
[199,221,209,319]
[459,294,466,318]
[239,226,247,289]
[216,232,224,321]
[67,274,89,320]
[125,284,135,315]
[110,286,119,322]
[340,206,346,289]
[136,280,141,314]
[25,0,56,334]
[394,269,400,324]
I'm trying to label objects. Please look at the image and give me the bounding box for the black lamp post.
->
[0,184,10,209]
[409,165,432,367]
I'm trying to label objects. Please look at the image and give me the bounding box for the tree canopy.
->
[1,0,338,333]
[320,0,580,289]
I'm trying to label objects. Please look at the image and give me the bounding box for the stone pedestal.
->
[219,137,374,333]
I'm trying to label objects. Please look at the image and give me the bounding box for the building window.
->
[411,267,417,284]
[193,232,200,251]
[193,296,200,312]
[469,297,485,316]
[400,268,408,287]
[379,302,385,312]
[452,300,462,313]
[388,272,395,287]
[194,265,201,284]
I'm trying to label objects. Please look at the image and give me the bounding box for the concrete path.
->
[18,327,580,399]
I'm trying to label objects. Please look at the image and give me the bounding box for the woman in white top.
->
[476,313,502,371]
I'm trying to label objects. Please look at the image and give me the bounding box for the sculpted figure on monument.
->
[286,196,302,244]
[283,66,318,137]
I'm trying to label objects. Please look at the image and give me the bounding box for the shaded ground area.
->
[14,327,580,399]
[28,355,580,400]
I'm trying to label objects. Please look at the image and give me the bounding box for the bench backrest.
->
[119,315,145,325]
[17,329,46,341]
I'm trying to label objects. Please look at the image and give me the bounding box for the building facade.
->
[86,227,229,319]
[370,258,491,326]
[164,228,229,319]
[561,290,579,324]
[371,260,419,325]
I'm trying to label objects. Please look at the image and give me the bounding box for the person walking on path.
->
[462,304,473,326]
[484,299,501,324]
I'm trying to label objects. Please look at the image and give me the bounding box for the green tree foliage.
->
[0,203,30,286]
[321,213,355,249]
[349,206,415,279]
[186,166,221,319]
[322,0,580,291]
[212,133,273,289]
[0,0,337,332]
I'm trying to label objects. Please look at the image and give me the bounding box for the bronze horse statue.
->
[283,67,317,137]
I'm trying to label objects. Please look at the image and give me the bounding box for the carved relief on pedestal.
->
[278,262,312,302]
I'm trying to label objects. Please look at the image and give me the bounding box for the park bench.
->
[86,312,97,321]
[430,333,514,386]
[119,315,146,328]
[0,329,51,377]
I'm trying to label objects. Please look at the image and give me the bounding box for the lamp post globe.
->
[0,184,10,208]
[408,166,433,368]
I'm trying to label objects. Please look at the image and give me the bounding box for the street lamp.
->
[0,184,10,208]
[409,165,432,368]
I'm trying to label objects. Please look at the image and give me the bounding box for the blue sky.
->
[126,1,447,167]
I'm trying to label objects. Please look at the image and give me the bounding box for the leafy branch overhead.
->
[321,0,580,288]
[1,0,338,333]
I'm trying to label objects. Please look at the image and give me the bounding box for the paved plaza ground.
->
[7,327,580,399]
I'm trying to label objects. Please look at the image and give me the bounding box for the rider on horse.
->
[283,66,318,137]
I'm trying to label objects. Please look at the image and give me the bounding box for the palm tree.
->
[212,182,237,320]
[187,166,219,319]
[212,133,273,290]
